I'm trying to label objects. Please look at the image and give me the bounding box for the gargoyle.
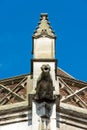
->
[35,64,54,101]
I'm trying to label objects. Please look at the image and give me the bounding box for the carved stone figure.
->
[35,64,54,101]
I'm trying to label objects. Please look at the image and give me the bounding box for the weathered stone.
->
[35,64,54,101]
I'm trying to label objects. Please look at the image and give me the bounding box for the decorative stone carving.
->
[34,64,54,101]
[33,13,56,38]
[37,102,52,117]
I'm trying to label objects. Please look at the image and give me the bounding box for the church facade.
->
[0,14,87,130]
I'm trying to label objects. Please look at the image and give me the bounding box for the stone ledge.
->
[0,101,30,115]
[60,102,87,119]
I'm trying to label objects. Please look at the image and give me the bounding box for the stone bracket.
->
[36,102,52,118]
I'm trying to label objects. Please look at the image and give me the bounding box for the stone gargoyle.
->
[34,64,55,101]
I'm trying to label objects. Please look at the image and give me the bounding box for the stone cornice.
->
[60,102,87,119]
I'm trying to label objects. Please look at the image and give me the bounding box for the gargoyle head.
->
[41,64,51,75]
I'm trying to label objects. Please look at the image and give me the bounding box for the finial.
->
[33,13,56,38]
[40,13,48,20]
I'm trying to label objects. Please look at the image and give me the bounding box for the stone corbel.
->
[37,102,52,118]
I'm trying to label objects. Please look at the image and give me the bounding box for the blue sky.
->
[0,0,87,81]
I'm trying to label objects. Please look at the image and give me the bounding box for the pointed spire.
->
[33,13,56,38]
